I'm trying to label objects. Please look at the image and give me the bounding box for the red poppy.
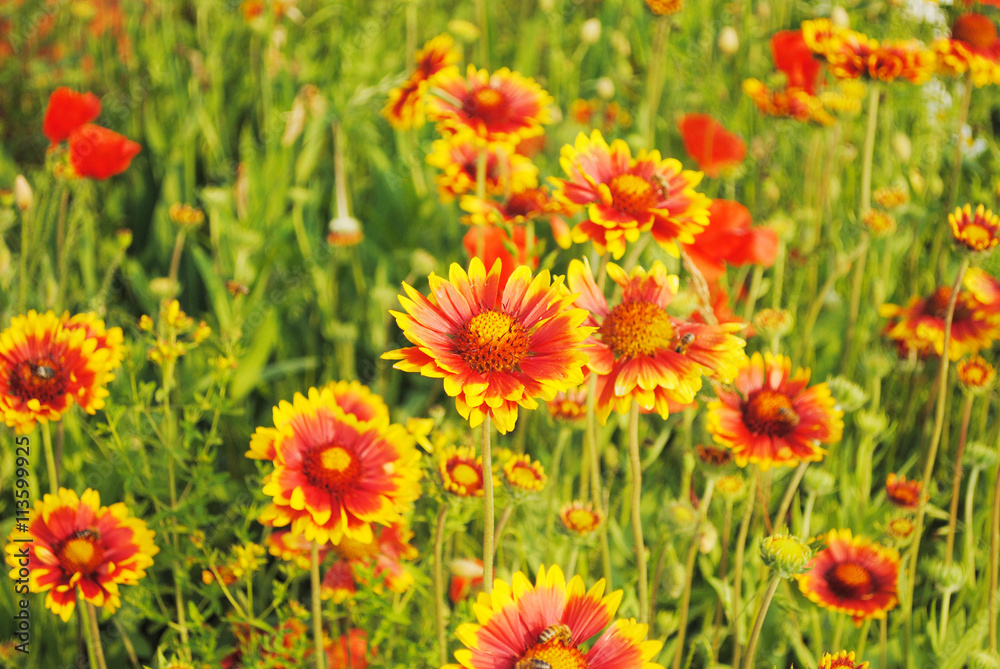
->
[43,88,102,144]
[683,200,779,281]
[677,114,746,177]
[771,30,823,93]
[462,224,536,287]
[68,124,141,180]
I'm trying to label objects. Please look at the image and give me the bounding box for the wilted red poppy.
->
[772,30,822,93]
[683,200,779,281]
[678,114,746,177]
[68,124,141,180]
[462,224,537,287]
[43,88,101,144]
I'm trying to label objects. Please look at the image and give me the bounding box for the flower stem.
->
[644,17,671,146]
[731,471,759,669]
[311,541,327,669]
[904,256,970,628]
[772,462,807,531]
[167,230,187,295]
[963,466,981,587]
[434,502,450,667]
[627,402,648,624]
[86,602,108,669]
[855,618,872,661]
[672,478,715,669]
[482,415,495,593]
[41,422,58,496]
[944,392,975,565]
[78,594,98,669]
[989,423,1000,653]
[742,572,781,669]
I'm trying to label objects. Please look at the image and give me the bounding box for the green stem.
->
[475,0,489,68]
[742,572,781,669]
[434,502,450,667]
[855,618,872,661]
[905,257,970,630]
[880,617,888,668]
[41,422,58,496]
[311,541,327,669]
[54,185,70,308]
[989,425,1000,653]
[731,471,759,669]
[944,393,974,565]
[644,18,670,146]
[544,427,571,549]
[963,467,981,587]
[671,479,715,669]
[167,230,187,295]
[770,241,785,310]
[86,602,108,669]
[18,195,32,312]
[772,462,807,531]
[78,594,98,669]
[741,266,764,323]
[482,416,495,593]
[627,402,648,624]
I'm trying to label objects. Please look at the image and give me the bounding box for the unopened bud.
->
[717,26,739,55]
[14,175,32,212]
[595,76,615,100]
[831,6,850,29]
[580,18,602,45]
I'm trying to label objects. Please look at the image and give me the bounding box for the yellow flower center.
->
[888,518,914,539]
[10,356,63,403]
[451,463,481,487]
[607,173,660,217]
[59,534,104,575]
[507,462,544,491]
[454,310,530,374]
[958,222,994,251]
[566,509,599,532]
[600,300,675,358]
[742,389,800,437]
[304,444,360,492]
[467,88,507,124]
[518,634,589,669]
[331,535,379,561]
[827,562,876,599]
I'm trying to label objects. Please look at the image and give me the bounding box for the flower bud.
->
[855,409,889,437]
[803,468,836,496]
[717,26,739,55]
[580,18,602,45]
[595,76,615,100]
[831,6,850,28]
[928,560,964,594]
[760,531,813,578]
[970,651,1000,669]
[825,376,867,413]
[967,441,998,470]
[14,175,32,212]
[447,19,480,42]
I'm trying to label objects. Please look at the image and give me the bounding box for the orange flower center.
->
[888,483,920,508]
[454,310,530,374]
[607,173,661,217]
[952,13,999,50]
[9,356,64,403]
[600,300,675,358]
[742,389,800,437]
[827,561,876,600]
[59,534,105,575]
[518,634,588,669]
[925,287,974,321]
[304,444,360,493]
[466,87,507,125]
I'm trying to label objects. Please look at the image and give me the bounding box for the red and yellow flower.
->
[427,65,552,143]
[957,354,997,391]
[265,528,318,570]
[0,310,122,434]
[383,258,593,434]
[742,79,835,126]
[933,13,1000,87]
[560,501,603,537]
[321,522,418,603]
[949,203,1000,253]
[819,651,870,669]
[547,385,588,423]
[707,352,844,470]
[382,34,460,129]
[771,30,823,93]
[450,558,485,603]
[461,224,538,290]
[795,529,901,624]
[885,473,922,510]
[5,488,158,622]
[802,20,935,83]
[567,258,746,422]
[555,130,711,259]
[247,387,422,545]
[439,445,497,497]
[459,187,564,228]
[879,282,1000,360]
[323,379,391,426]
[427,131,538,202]
[503,453,547,493]
[445,564,663,669]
